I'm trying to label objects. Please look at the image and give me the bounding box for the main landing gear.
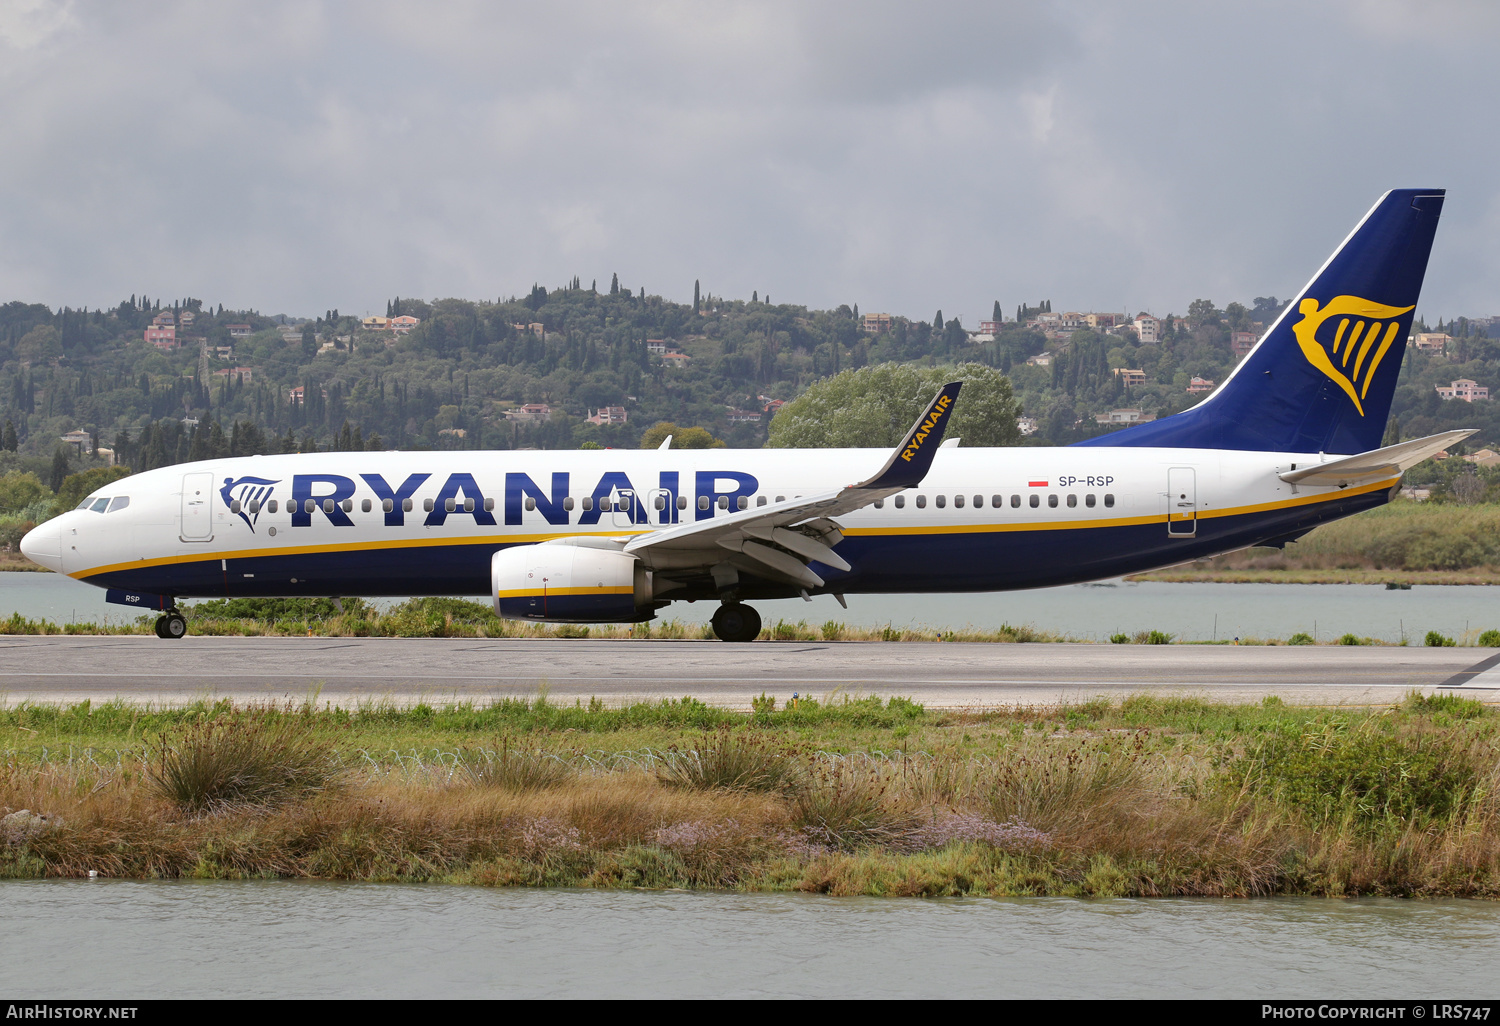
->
[711,602,761,643]
[154,609,186,640]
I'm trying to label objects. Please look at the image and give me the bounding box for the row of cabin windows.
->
[231,492,1117,516]
[873,493,1116,510]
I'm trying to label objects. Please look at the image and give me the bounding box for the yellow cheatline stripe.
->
[73,476,1397,578]
[842,476,1397,537]
[71,528,649,581]
[495,586,634,598]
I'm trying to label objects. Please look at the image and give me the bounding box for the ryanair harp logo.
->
[1291,295,1414,416]
[220,476,280,532]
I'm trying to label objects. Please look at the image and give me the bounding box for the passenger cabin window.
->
[581,497,593,511]
[343,499,355,513]
[894,495,905,509]
[737,496,748,510]
[361,499,372,513]
[677,495,687,510]
[524,497,536,511]
[756,495,767,506]
[1066,494,1077,508]
[1029,495,1039,508]
[268,500,279,513]
[1048,495,1058,508]
[718,496,730,510]
[699,496,710,510]
[874,499,884,508]
[423,499,435,513]
[1085,494,1096,508]
[953,494,964,508]
[383,499,395,513]
[776,495,785,502]
[654,495,666,511]
[1104,494,1115,508]
[229,499,241,514]
[401,498,412,513]
[935,495,946,508]
[563,497,575,511]
[974,495,982,508]
[323,499,336,514]
[444,498,456,513]
[484,498,495,512]
[915,495,927,508]
[248,500,260,514]
[1010,495,1020,508]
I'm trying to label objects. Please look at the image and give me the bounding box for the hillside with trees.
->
[3,284,1500,541]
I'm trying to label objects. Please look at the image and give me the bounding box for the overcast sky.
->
[2,0,1497,324]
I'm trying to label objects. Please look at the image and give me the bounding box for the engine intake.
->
[492,542,654,623]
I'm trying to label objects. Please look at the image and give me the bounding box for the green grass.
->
[5,691,1500,896]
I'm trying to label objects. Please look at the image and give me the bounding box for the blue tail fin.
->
[1078,189,1445,454]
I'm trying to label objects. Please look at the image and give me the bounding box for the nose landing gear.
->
[710,602,762,643]
[154,610,187,640]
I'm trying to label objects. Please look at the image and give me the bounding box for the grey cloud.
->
[0,0,1494,323]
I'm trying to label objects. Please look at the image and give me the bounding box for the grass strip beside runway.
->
[3,692,1499,898]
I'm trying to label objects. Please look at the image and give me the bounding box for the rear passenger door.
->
[1167,467,1196,537]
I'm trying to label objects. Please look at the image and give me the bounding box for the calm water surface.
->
[2,571,1496,643]
[2,881,1498,999]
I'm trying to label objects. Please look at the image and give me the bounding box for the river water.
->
[2,571,1495,643]
[1,881,1497,998]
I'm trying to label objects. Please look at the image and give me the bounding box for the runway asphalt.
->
[2,635,1498,708]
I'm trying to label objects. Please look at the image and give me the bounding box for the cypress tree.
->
[610,273,619,296]
[934,310,944,332]
[993,300,1002,324]
[693,280,700,314]
[2,419,15,451]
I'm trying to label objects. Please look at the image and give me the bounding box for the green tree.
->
[694,280,701,315]
[1,420,16,452]
[0,472,48,513]
[17,325,62,363]
[638,421,727,449]
[49,446,71,491]
[767,362,1021,449]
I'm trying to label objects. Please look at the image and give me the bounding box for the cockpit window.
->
[107,496,130,512]
[89,497,109,512]
[75,498,92,510]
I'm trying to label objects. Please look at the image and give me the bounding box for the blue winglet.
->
[855,381,962,490]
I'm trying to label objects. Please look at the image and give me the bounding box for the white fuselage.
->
[26,444,1391,607]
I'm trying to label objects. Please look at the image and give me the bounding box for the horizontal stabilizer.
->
[1278,429,1475,487]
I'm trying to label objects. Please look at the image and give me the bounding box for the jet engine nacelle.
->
[492,541,654,623]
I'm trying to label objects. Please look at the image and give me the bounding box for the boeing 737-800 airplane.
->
[21,189,1466,641]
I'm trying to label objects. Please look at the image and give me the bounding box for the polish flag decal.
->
[1028,480,1048,487]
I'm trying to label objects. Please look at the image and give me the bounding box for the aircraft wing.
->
[1277,429,1475,488]
[619,381,962,590]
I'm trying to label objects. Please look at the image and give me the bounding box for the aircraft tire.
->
[711,602,761,643]
[161,612,187,640]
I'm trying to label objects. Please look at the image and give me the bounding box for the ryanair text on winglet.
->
[899,393,953,462]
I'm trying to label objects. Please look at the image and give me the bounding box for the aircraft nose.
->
[19,520,63,573]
